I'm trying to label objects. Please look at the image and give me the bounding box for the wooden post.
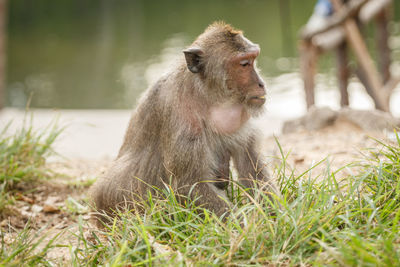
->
[356,67,374,99]
[336,42,349,106]
[299,41,317,108]
[0,0,6,110]
[330,0,389,112]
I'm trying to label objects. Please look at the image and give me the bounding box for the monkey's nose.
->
[258,82,265,89]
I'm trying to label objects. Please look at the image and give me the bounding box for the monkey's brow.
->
[234,50,259,61]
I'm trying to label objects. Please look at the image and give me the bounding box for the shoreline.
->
[1,79,399,160]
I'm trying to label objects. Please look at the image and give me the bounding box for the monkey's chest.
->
[209,103,249,135]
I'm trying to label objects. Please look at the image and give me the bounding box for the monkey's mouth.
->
[248,95,266,106]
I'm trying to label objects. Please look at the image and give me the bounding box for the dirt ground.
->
[0,159,111,263]
[0,118,394,262]
[262,117,393,181]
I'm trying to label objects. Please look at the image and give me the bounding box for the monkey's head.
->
[183,22,266,115]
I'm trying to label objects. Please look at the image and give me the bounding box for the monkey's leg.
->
[213,150,231,190]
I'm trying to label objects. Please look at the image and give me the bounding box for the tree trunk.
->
[0,0,6,110]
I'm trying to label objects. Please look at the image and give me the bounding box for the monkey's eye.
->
[240,59,250,67]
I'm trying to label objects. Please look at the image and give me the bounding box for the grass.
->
[1,119,400,266]
[1,224,63,266]
[65,131,400,266]
[0,115,64,266]
[0,115,61,211]
[0,116,61,187]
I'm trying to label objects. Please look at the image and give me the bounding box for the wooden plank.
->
[359,0,392,23]
[300,0,368,40]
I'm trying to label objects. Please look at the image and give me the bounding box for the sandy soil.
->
[262,118,392,181]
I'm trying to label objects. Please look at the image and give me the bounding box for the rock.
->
[31,204,44,214]
[282,106,338,134]
[304,106,338,131]
[282,118,304,134]
[282,106,400,134]
[338,108,400,132]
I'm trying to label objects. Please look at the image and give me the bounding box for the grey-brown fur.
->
[90,22,279,220]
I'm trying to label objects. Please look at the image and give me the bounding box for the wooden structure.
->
[299,0,399,113]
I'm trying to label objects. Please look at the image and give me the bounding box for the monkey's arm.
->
[162,132,230,218]
[213,150,231,190]
[232,136,279,194]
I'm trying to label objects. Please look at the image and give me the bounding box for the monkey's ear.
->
[183,47,204,73]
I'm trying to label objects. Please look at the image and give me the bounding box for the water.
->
[6,0,400,110]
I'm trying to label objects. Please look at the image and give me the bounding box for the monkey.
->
[90,22,279,220]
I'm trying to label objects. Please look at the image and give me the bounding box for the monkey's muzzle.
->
[248,95,266,106]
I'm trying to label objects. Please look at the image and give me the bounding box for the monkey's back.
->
[91,77,171,214]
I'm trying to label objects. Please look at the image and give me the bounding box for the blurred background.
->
[1,0,400,159]
[4,0,399,111]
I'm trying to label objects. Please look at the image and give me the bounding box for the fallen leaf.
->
[295,158,305,164]
[15,193,34,204]
[43,205,60,213]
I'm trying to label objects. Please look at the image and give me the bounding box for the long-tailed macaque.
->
[91,22,279,219]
